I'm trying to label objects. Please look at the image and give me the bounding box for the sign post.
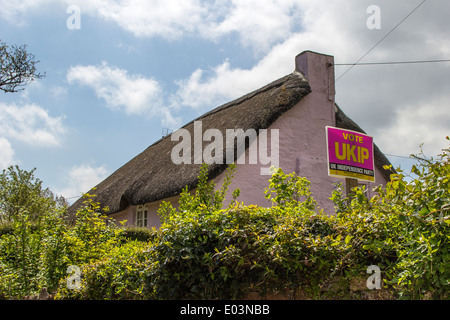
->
[326,126,375,198]
[345,177,359,200]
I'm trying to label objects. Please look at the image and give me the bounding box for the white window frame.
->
[136,204,148,227]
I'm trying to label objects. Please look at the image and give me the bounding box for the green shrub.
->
[0,208,43,297]
[2,139,449,300]
[121,226,157,243]
[0,165,67,224]
[150,165,344,299]
[0,191,126,298]
[386,140,450,299]
[0,223,13,237]
[66,194,124,265]
[331,138,450,299]
[55,240,156,300]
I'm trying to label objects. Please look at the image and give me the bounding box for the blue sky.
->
[1,0,449,203]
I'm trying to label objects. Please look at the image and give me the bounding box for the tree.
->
[0,165,67,224]
[0,40,46,93]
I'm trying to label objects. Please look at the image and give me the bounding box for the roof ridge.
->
[68,72,312,216]
[134,72,307,152]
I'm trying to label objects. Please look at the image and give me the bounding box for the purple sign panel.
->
[326,126,375,182]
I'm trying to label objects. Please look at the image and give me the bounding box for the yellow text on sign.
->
[342,132,363,143]
[334,133,369,164]
[335,143,369,164]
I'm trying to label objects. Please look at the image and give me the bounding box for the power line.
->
[334,59,450,66]
[385,154,417,160]
[336,0,427,82]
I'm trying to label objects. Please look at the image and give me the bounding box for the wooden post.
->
[345,178,358,203]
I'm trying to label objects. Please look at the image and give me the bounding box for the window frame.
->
[136,204,148,227]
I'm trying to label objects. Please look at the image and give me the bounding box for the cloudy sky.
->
[0,0,448,203]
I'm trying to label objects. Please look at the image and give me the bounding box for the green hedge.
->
[1,139,449,300]
[54,241,156,300]
[53,140,449,300]
[0,223,41,237]
[120,226,157,243]
[0,223,13,237]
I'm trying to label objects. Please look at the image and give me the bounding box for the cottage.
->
[68,51,392,228]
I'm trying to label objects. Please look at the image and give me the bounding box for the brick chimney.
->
[295,51,335,101]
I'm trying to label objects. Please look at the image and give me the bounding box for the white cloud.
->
[0,0,303,52]
[160,108,182,130]
[0,0,205,39]
[50,86,68,99]
[0,103,66,147]
[201,0,303,51]
[90,0,206,40]
[89,0,306,52]
[375,98,450,158]
[67,62,163,116]
[0,137,15,170]
[55,163,109,202]
[168,0,368,110]
[0,0,51,24]
[172,35,304,109]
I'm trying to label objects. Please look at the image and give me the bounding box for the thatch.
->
[335,104,394,182]
[69,72,312,216]
[68,72,393,217]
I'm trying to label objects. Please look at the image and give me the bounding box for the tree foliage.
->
[0,40,45,93]
[0,165,67,224]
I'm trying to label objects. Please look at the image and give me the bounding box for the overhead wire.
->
[385,154,419,160]
[336,0,427,82]
[334,59,450,66]
[331,1,431,168]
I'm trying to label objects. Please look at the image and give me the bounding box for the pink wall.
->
[214,51,338,214]
[213,51,389,214]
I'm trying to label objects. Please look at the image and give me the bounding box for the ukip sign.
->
[326,126,375,182]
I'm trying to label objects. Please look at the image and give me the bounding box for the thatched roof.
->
[68,72,393,216]
[69,72,312,216]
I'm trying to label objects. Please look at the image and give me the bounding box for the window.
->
[136,204,148,227]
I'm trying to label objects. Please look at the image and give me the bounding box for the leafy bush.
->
[0,186,127,299]
[0,208,42,296]
[54,165,345,300]
[149,165,344,299]
[66,194,124,265]
[121,226,157,243]
[332,138,450,299]
[55,240,156,300]
[148,140,449,299]
[0,165,67,224]
[0,223,13,237]
[0,165,71,297]
[2,139,449,300]
[384,141,449,298]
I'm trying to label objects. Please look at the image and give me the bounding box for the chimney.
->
[295,51,335,103]
[294,51,336,124]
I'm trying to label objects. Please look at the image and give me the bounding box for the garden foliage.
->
[0,139,448,300]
